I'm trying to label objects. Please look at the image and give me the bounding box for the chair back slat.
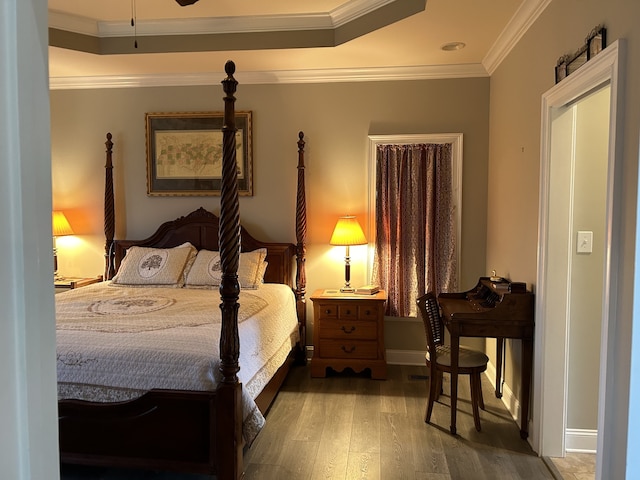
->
[417,292,444,355]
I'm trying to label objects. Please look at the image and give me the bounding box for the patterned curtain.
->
[372,143,457,317]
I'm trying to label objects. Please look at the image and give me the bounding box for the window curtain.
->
[372,143,457,317]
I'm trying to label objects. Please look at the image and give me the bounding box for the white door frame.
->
[533,40,624,479]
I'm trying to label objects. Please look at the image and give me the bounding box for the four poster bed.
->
[57,61,308,480]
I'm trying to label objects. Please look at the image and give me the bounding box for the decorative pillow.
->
[185,248,268,289]
[111,243,197,287]
[237,249,268,288]
[256,260,268,285]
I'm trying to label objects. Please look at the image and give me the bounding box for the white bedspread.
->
[56,282,299,444]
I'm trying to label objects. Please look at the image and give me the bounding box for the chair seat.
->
[426,345,489,369]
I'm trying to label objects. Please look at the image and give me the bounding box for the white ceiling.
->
[48,0,547,88]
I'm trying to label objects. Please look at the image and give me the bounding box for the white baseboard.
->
[486,362,597,453]
[565,428,597,453]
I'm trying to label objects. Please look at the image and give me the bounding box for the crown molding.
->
[332,0,400,26]
[97,13,333,37]
[49,63,488,90]
[49,0,426,55]
[49,10,98,36]
[49,0,412,38]
[482,0,552,75]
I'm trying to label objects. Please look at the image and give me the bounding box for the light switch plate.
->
[577,231,593,253]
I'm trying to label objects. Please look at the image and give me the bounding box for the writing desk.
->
[438,288,534,438]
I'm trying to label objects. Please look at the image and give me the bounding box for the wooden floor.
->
[61,364,557,480]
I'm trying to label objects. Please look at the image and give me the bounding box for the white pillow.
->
[112,243,197,287]
[185,248,268,289]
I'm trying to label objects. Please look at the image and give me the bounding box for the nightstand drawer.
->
[358,304,379,320]
[319,320,377,340]
[316,303,338,319]
[319,340,378,359]
[337,304,358,319]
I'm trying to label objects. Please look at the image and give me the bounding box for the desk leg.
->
[450,333,459,435]
[520,337,533,439]
[495,338,504,398]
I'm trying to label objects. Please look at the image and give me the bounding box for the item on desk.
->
[489,269,504,283]
[492,282,511,293]
[355,284,380,295]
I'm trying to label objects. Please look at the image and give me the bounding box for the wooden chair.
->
[417,292,489,432]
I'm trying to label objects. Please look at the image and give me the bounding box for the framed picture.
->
[566,45,588,76]
[555,55,569,84]
[587,26,606,60]
[145,111,253,196]
[554,25,606,84]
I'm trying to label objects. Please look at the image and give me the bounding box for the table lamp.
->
[52,211,74,280]
[330,215,367,292]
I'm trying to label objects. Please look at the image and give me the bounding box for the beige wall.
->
[51,77,490,348]
[489,0,640,475]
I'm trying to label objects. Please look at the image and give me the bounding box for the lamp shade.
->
[52,211,74,237]
[330,216,367,246]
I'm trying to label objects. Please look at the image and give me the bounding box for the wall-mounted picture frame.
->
[555,25,607,84]
[566,45,588,76]
[587,26,606,60]
[145,111,253,196]
[555,55,570,84]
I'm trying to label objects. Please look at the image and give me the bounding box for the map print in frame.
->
[145,111,253,196]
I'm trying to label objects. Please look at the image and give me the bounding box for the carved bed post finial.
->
[104,133,115,280]
[219,60,241,384]
[295,131,307,356]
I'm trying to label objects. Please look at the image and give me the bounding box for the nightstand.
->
[54,275,103,294]
[310,289,387,379]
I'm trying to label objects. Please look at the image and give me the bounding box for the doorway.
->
[534,40,623,480]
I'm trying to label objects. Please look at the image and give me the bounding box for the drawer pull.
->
[341,326,356,334]
[341,345,356,353]
[365,309,371,315]
[325,309,332,314]
[345,309,352,315]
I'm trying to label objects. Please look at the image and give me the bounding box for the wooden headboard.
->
[110,207,296,287]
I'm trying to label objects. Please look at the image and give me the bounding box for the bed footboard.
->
[59,390,219,475]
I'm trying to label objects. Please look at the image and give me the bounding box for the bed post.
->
[295,131,307,362]
[217,60,244,480]
[104,133,115,280]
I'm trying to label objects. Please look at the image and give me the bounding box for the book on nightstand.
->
[354,284,380,295]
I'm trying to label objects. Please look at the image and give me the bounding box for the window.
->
[367,134,462,317]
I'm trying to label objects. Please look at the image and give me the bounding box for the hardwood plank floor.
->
[61,364,557,480]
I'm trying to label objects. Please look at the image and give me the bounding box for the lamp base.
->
[340,286,355,293]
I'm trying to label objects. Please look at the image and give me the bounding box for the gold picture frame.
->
[145,111,253,196]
